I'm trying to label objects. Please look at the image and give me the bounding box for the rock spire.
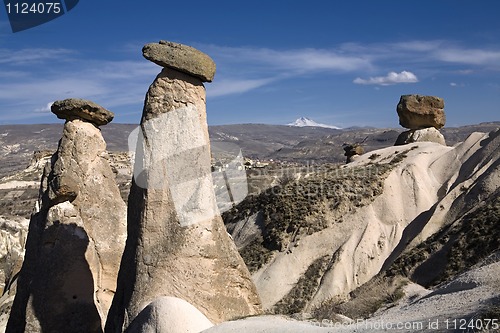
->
[395,94,447,146]
[6,99,127,333]
[105,41,261,332]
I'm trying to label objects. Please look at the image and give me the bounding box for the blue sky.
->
[0,1,499,127]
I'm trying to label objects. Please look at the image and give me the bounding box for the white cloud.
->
[435,48,500,65]
[264,48,371,72]
[207,78,275,97]
[450,82,457,87]
[393,40,445,52]
[197,44,374,97]
[353,71,418,85]
[0,70,29,78]
[202,44,373,73]
[455,69,474,75]
[1,39,499,123]
[340,40,500,69]
[34,102,54,113]
[0,48,76,65]
[0,50,160,122]
[85,60,159,79]
[0,78,108,101]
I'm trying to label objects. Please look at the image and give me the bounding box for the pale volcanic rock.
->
[142,40,216,82]
[395,127,446,146]
[224,128,498,317]
[51,98,114,126]
[6,102,126,332]
[0,217,27,295]
[106,44,261,332]
[397,94,446,129]
[124,297,214,333]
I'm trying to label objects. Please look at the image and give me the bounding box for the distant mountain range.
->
[286,117,342,129]
[0,121,498,178]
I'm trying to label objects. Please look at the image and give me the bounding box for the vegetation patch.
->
[238,238,274,273]
[386,191,500,287]
[223,160,400,273]
[312,275,408,320]
[273,255,331,315]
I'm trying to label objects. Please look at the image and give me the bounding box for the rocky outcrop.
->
[343,144,364,163]
[397,94,445,130]
[6,99,126,333]
[395,127,446,146]
[105,41,261,332]
[396,95,446,146]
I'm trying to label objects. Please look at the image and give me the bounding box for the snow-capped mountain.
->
[287,117,341,129]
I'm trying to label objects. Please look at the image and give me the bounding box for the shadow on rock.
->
[7,221,102,333]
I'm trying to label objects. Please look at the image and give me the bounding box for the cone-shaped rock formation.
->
[6,99,127,333]
[105,41,261,332]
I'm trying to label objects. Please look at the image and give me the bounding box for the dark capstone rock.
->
[142,40,216,82]
[51,98,114,126]
[397,94,445,129]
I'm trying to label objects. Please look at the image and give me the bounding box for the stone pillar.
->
[395,94,447,146]
[106,41,261,332]
[7,99,127,333]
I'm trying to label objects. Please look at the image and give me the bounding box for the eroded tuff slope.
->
[223,129,499,315]
[202,252,500,333]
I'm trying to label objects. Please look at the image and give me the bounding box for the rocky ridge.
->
[223,128,499,319]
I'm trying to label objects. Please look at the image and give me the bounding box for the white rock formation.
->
[105,41,261,332]
[125,297,213,333]
[395,127,446,146]
[6,101,127,333]
[230,129,499,313]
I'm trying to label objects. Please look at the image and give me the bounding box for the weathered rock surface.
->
[0,217,27,295]
[106,49,261,332]
[142,40,216,82]
[52,98,114,126]
[397,94,445,129]
[395,127,446,146]
[0,217,28,331]
[6,102,126,332]
[125,297,213,333]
